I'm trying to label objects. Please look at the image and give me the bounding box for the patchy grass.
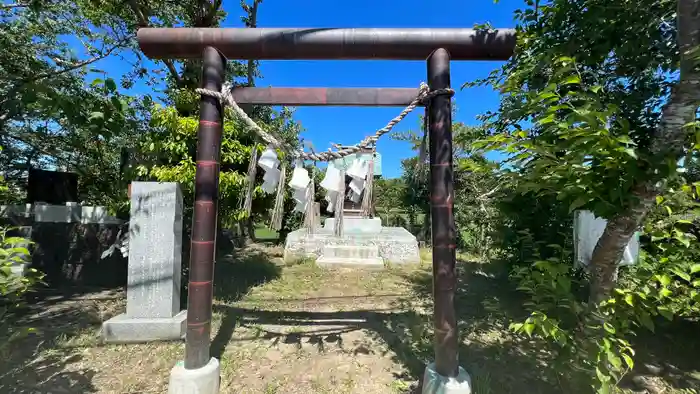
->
[254,223,279,241]
[0,246,698,393]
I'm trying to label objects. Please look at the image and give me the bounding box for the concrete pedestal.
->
[422,363,472,394]
[102,310,187,343]
[168,358,221,394]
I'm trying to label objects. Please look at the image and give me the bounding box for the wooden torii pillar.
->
[136,27,515,393]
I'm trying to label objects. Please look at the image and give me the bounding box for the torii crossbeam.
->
[136,27,515,393]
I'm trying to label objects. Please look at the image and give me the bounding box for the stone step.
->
[316,244,384,269]
[321,244,379,259]
[316,257,385,270]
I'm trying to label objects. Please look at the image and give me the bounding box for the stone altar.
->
[284,220,420,267]
[284,151,420,267]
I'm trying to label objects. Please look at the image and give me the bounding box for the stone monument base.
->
[284,225,420,267]
[102,310,187,343]
[316,244,385,269]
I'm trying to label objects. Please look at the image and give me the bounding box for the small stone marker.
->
[102,182,187,343]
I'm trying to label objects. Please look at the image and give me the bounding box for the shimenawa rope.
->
[196,83,454,162]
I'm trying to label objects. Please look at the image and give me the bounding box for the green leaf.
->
[657,306,673,321]
[616,135,633,145]
[537,114,556,125]
[89,112,104,121]
[523,322,535,337]
[596,367,611,383]
[622,353,634,370]
[569,196,589,213]
[624,293,634,306]
[562,75,581,85]
[607,350,622,369]
[657,274,672,286]
[105,78,117,92]
[603,322,616,334]
[624,148,638,159]
[691,264,700,274]
[637,312,655,332]
[671,268,691,282]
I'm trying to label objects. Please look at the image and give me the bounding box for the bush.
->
[0,226,44,351]
[509,183,700,393]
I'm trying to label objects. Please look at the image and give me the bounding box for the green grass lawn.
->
[254,223,279,240]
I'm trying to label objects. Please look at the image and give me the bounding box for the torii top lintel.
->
[136,28,516,61]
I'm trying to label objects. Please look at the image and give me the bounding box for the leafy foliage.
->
[469,0,699,390]
[0,225,43,352]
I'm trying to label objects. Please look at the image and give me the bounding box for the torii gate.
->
[136,27,515,393]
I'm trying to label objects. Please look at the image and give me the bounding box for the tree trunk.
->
[240,0,262,243]
[588,0,700,305]
[588,185,655,304]
[246,218,257,243]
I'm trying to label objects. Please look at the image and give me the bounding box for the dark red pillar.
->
[185,46,226,369]
[427,48,459,377]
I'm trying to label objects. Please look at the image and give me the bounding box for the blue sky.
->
[97,0,521,178]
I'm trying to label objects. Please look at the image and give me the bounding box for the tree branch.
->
[0,2,29,10]
[477,185,501,200]
[126,0,183,85]
[31,41,125,83]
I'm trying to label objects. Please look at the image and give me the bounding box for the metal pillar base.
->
[421,362,472,394]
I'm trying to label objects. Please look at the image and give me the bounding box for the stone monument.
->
[102,182,187,343]
[284,151,420,268]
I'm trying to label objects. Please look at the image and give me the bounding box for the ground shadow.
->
[619,318,700,392]
[0,289,120,393]
[206,257,566,393]
[383,258,567,393]
[210,302,558,393]
[209,250,281,359]
[395,257,700,393]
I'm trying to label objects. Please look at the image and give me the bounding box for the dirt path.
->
[1,246,698,393]
[0,248,426,393]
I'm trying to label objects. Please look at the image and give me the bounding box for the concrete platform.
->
[102,310,187,343]
[284,226,420,265]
